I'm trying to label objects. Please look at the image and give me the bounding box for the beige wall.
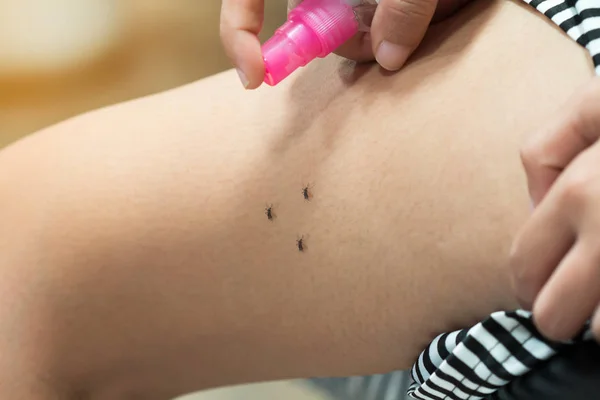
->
[0,1,287,148]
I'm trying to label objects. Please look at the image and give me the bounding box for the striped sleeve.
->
[406,310,592,400]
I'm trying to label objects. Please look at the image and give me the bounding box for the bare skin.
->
[0,1,594,399]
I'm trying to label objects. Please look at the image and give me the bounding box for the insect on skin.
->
[296,235,305,252]
[265,204,274,221]
[301,184,312,201]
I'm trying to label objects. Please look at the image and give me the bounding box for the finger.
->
[334,32,375,62]
[220,0,265,89]
[333,0,472,66]
[371,0,438,71]
[510,192,575,310]
[533,240,600,341]
[523,143,600,339]
[591,306,600,341]
[520,78,600,206]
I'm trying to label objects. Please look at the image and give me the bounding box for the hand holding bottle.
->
[220,0,473,89]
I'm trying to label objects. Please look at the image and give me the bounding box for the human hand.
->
[511,78,600,341]
[220,0,473,89]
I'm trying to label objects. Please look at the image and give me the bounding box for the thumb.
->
[372,0,438,71]
[520,78,600,206]
[220,0,265,89]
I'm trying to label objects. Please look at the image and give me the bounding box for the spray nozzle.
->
[262,0,360,86]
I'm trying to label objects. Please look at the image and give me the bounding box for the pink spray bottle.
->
[262,0,379,86]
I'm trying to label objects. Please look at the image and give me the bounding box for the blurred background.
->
[0,1,333,399]
[0,0,286,148]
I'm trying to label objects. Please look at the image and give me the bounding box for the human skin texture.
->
[0,1,594,399]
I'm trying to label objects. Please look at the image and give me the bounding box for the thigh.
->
[0,0,593,397]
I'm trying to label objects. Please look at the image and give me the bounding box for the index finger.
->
[520,78,600,206]
[220,0,266,89]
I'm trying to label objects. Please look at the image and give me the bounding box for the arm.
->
[0,1,594,399]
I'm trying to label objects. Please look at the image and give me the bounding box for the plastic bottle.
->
[262,0,378,86]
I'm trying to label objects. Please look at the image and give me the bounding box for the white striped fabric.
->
[406,311,592,400]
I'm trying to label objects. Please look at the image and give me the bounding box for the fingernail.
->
[236,68,249,89]
[376,41,411,71]
[516,280,539,310]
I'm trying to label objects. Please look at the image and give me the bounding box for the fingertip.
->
[236,69,250,89]
[230,31,265,89]
[508,237,536,310]
[532,296,573,342]
[531,242,600,343]
[375,41,411,71]
[371,0,436,71]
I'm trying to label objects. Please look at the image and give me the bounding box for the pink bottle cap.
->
[262,0,359,86]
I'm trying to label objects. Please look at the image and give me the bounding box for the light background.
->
[0,1,285,147]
